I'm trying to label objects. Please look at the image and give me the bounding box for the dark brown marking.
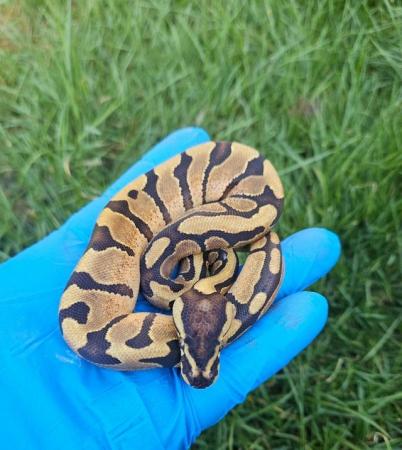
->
[227,186,283,219]
[125,314,155,349]
[221,155,265,199]
[107,199,153,242]
[77,315,126,365]
[65,271,133,298]
[139,339,180,367]
[59,301,90,327]
[173,152,194,210]
[128,189,139,200]
[202,142,232,203]
[177,255,196,282]
[227,238,283,342]
[89,224,135,257]
[143,170,172,224]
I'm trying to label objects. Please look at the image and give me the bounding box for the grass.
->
[1,0,401,448]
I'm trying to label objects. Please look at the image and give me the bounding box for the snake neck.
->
[172,288,234,388]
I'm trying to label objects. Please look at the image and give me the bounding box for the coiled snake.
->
[59,141,284,388]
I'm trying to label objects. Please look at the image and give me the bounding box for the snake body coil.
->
[59,141,284,388]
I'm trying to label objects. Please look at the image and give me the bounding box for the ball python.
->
[59,141,284,388]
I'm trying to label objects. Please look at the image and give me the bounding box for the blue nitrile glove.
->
[0,128,341,450]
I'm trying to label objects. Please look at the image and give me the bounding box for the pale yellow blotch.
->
[172,298,185,335]
[205,236,229,250]
[224,197,257,212]
[250,236,268,251]
[61,319,88,350]
[195,249,237,294]
[106,314,178,369]
[196,203,227,214]
[230,142,259,159]
[178,204,277,235]
[154,157,185,220]
[97,209,148,254]
[76,247,138,287]
[149,281,180,308]
[145,237,171,269]
[205,145,256,202]
[269,248,281,274]
[270,232,280,245]
[223,317,242,343]
[263,160,284,199]
[186,142,216,206]
[126,190,166,233]
[248,292,268,315]
[107,314,144,346]
[193,280,216,295]
[222,302,235,336]
[229,175,267,197]
[260,261,285,317]
[149,314,177,343]
[159,239,202,279]
[228,250,266,304]
[61,284,134,331]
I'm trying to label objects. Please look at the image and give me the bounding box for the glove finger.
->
[187,291,328,434]
[277,227,341,300]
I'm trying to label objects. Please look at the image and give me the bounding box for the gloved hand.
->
[0,128,341,450]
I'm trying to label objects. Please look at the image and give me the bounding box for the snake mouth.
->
[180,353,220,389]
[183,372,216,389]
[179,342,221,389]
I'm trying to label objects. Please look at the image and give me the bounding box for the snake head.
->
[172,290,234,389]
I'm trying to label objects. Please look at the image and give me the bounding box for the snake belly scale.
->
[59,141,285,388]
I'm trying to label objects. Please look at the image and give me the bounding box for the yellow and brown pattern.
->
[59,141,284,388]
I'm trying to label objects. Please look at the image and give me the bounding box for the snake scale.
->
[59,141,284,388]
